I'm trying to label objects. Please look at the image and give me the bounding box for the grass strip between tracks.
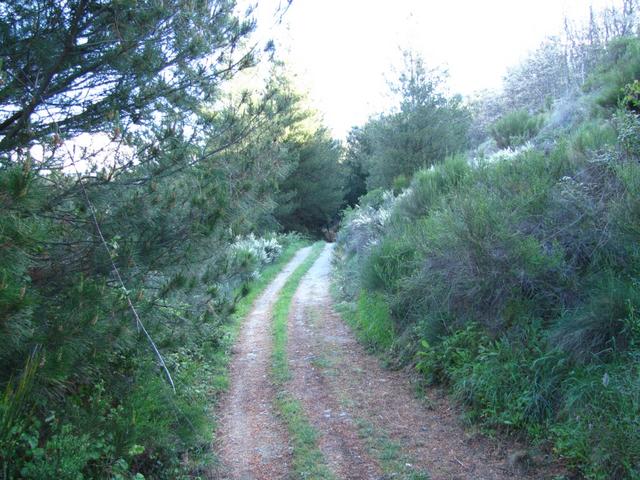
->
[207,239,311,397]
[271,242,336,480]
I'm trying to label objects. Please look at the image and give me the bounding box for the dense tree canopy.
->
[0,1,343,477]
[0,0,254,156]
[275,128,344,235]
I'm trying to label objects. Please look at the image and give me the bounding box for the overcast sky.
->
[243,0,619,138]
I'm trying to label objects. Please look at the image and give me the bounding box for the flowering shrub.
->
[471,141,533,166]
[336,191,398,258]
[230,234,283,279]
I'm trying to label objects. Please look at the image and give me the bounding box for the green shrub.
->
[452,329,565,432]
[570,119,617,157]
[588,37,640,111]
[416,323,565,432]
[614,109,640,160]
[550,274,640,362]
[622,79,640,113]
[393,155,471,220]
[18,424,100,480]
[553,357,640,479]
[357,187,387,208]
[362,236,418,296]
[354,291,395,351]
[417,321,640,478]
[490,109,545,149]
[416,324,488,385]
[391,174,410,193]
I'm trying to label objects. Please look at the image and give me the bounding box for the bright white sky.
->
[242,0,619,138]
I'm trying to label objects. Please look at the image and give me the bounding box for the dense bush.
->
[334,291,395,353]
[334,104,640,477]
[0,225,299,479]
[490,109,545,149]
[586,37,640,110]
[622,79,640,112]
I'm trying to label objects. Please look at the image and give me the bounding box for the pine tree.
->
[276,128,345,235]
[354,52,470,191]
[0,2,313,477]
[0,0,255,157]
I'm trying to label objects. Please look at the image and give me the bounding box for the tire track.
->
[215,246,312,480]
[285,243,552,480]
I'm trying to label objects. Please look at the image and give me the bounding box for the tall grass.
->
[334,290,395,353]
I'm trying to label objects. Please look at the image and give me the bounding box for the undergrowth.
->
[333,290,394,353]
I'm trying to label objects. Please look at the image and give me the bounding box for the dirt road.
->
[215,246,312,479]
[215,243,559,479]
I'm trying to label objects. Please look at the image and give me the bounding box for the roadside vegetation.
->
[207,235,310,417]
[334,3,640,478]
